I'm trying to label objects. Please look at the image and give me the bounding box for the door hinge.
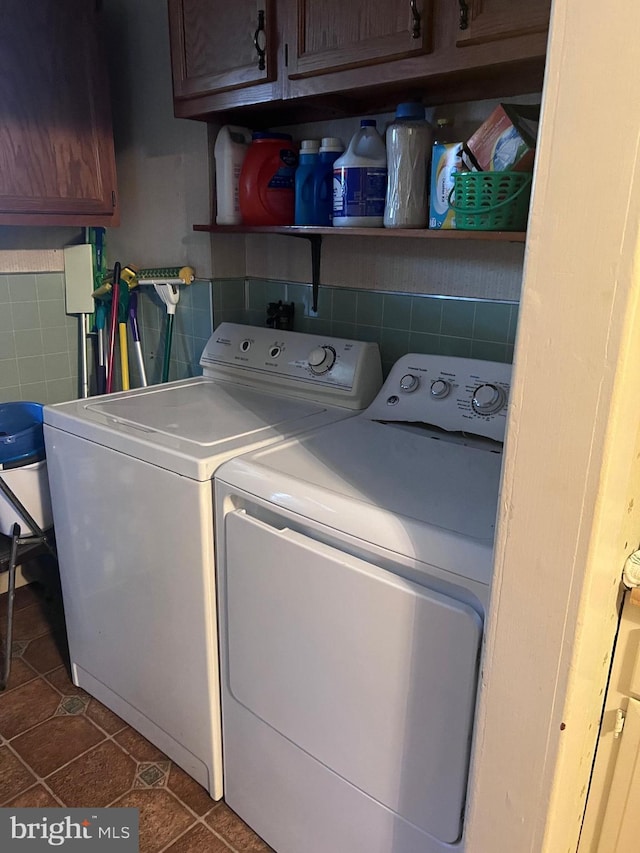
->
[112,191,117,208]
[284,43,289,67]
[614,707,626,738]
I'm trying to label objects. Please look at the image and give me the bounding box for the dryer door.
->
[222,509,483,844]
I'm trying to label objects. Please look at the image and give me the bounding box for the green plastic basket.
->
[449,171,533,231]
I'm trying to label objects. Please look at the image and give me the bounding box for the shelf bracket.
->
[293,234,322,314]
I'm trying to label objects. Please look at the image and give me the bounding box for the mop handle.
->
[95,302,107,395]
[119,323,130,391]
[162,313,175,384]
[105,262,121,394]
[128,291,148,387]
[80,314,90,399]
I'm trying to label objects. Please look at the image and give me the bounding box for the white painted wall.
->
[466,2,640,851]
[103,0,213,277]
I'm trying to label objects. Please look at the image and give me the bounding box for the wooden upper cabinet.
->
[166,0,551,122]
[286,0,432,79]
[456,0,552,47]
[0,0,118,225]
[169,0,277,99]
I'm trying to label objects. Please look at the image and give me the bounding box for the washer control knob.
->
[399,373,419,393]
[430,379,451,399]
[472,383,506,415]
[307,346,336,374]
[240,339,252,353]
[269,345,281,359]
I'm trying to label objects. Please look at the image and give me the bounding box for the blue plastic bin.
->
[0,402,45,467]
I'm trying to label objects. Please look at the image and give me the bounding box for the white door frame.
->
[465,2,640,851]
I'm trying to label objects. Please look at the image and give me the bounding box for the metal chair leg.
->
[0,524,20,691]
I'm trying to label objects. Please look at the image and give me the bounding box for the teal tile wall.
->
[0,273,79,404]
[0,274,214,403]
[1,272,515,404]
[212,277,246,327]
[213,278,518,376]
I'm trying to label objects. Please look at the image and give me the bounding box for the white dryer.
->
[214,353,511,853]
[43,323,381,799]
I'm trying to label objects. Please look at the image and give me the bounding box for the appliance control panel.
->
[200,323,382,410]
[365,353,512,442]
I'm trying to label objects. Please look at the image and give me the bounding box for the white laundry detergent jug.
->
[214,125,252,225]
[332,120,387,227]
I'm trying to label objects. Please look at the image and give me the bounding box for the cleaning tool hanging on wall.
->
[94,300,108,394]
[128,267,194,385]
[105,262,121,394]
[128,291,148,388]
[91,279,112,395]
[117,265,138,392]
[136,266,195,286]
[154,282,180,384]
[87,227,107,395]
[135,267,194,385]
[118,280,131,391]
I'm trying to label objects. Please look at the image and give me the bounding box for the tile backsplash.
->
[0,273,214,402]
[1,273,518,402]
[214,278,517,376]
[0,273,79,404]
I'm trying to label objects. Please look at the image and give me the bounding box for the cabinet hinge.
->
[111,191,117,208]
[614,707,626,738]
[284,43,289,67]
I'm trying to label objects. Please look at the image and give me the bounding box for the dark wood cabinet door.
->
[169,0,276,99]
[286,0,432,80]
[456,0,552,47]
[0,0,118,224]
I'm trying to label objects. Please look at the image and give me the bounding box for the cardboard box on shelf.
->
[462,103,540,173]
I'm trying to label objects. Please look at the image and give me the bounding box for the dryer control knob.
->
[472,383,506,415]
[307,346,336,374]
[430,379,451,399]
[399,373,419,393]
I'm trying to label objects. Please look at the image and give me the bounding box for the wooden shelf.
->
[194,224,526,242]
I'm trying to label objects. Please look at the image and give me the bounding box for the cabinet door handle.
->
[458,0,469,30]
[253,9,266,71]
[410,0,421,38]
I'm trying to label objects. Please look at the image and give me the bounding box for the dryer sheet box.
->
[428,141,464,230]
[461,103,540,173]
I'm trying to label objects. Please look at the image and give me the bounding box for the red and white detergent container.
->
[239,132,298,225]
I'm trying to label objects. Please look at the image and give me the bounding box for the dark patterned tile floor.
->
[0,581,274,852]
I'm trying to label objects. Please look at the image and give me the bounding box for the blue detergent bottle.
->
[311,137,344,226]
[294,139,320,225]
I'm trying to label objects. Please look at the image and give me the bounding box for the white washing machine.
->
[43,323,381,799]
[214,353,511,853]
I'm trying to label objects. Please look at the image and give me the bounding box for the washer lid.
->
[85,379,323,445]
[43,377,344,481]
